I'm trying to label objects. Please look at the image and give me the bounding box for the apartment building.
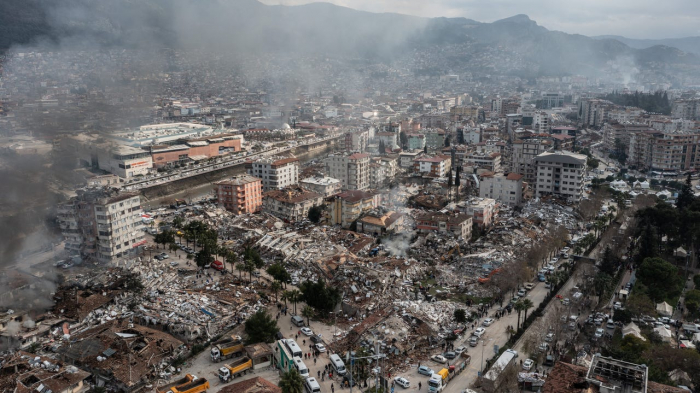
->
[325,153,370,190]
[534,151,587,202]
[629,130,700,173]
[368,156,398,188]
[246,157,299,192]
[215,175,263,214]
[415,212,472,240]
[356,209,405,235]
[450,105,481,120]
[672,99,700,121]
[602,122,648,153]
[579,99,615,128]
[262,187,323,222]
[479,173,524,207]
[464,151,502,173]
[461,198,498,228]
[58,189,145,263]
[344,130,369,152]
[424,129,447,150]
[398,150,424,168]
[328,190,380,228]
[511,139,552,183]
[407,134,426,150]
[300,176,342,197]
[414,155,451,177]
[376,132,399,150]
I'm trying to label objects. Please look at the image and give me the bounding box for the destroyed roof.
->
[218,377,281,393]
[358,211,404,227]
[335,190,377,203]
[264,187,322,203]
[0,351,90,393]
[543,362,686,393]
[415,211,471,225]
[245,343,273,358]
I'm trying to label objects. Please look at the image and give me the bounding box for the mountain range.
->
[0,0,698,78]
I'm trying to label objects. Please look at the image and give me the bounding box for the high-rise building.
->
[479,173,524,207]
[215,175,263,214]
[534,151,587,202]
[246,157,299,192]
[58,189,145,263]
[325,153,370,190]
[510,139,553,183]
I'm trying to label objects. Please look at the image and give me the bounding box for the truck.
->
[155,374,197,393]
[218,357,252,383]
[169,378,209,393]
[482,349,518,393]
[210,335,244,362]
[428,368,449,392]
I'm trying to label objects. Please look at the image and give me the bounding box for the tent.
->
[622,322,645,341]
[656,301,673,317]
[653,326,673,342]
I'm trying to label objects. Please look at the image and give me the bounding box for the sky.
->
[259,0,700,39]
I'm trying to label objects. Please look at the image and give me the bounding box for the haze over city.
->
[0,1,700,393]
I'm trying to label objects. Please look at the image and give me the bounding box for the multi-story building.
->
[414,155,451,177]
[376,132,399,150]
[398,150,424,169]
[300,176,342,197]
[356,209,405,235]
[479,173,524,207]
[325,153,370,190]
[64,135,154,179]
[215,175,263,214]
[407,134,426,150]
[344,130,369,152]
[58,188,145,263]
[602,122,648,153]
[511,139,552,183]
[415,212,472,240]
[262,186,323,222]
[461,198,498,228]
[368,156,398,188]
[534,151,587,202]
[464,152,502,173]
[328,190,380,228]
[579,99,615,128]
[149,134,243,167]
[672,99,700,121]
[628,130,700,173]
[246,157,299,192]
[450,105,481,120]
[424,129,447,150]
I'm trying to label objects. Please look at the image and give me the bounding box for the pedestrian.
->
[303,339,306,345]
[318,370,321,378]
[419,382,422,390]
[418,361,421,368]
[331,384,334,393]
[314,358,317,365]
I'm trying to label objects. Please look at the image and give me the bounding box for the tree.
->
[444,136,451,147]
[378,139,385,154]
[267,263,291,286]
[280,369,305,393]
[399,131,408,149]
[301,305,314,326]
[224,249,237,273]
[593,272,613,298]
[271,280,282,302]
[308,205,324,223]
[424,144,428,154]
[599,246,620,276]
[172,216,184,229]
[454,309,467,323]
[625,289,656,317]
[244,261,256,282]
[637,257,682,302]
[195,248,214,267]
[289,289,302,314]
[299,279,341,312]
[244,310,279,344]
[281,290,291,310]
[154,230,175,249]
[514,300,526,330]
[676,173,695,210]
[587,157,600,169]
[521,299,535,323]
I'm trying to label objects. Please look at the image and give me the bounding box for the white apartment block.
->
[511,139,553,183]
[246,157,300,192]
[58,189,145,263]
[534,151,587,202]
[325,153,370,190]
[479,173,524,206]
[300,176,342,197]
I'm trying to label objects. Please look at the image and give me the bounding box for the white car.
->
[522,359,534,371]
[482,318,494,327]
[394,377,410,389]
[431,354,447,364]
[594,328,604,339]
[300,327,313,336]
[545,332,555,342]
[454,346,466,355]
[613,302,622,310]
[315,343,326,352]
[473,327,486,338]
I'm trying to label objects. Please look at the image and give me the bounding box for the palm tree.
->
[513,300,526,330]
[506,325,516,340]
[521,299,535,323]
[279,369,304,393]
[281,290,291,311]
[271,281,282,302]
[289,289,302,315]
[302,305,314,326]
[244,261,256,282]
[235,263,246,280]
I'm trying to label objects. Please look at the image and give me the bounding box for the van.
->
[330,354,347,376]
[293,357,309,377]
[291,315,305,327]
[305,377,321,393]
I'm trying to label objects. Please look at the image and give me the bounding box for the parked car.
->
[545,332,555,342]
[562,298,570,306]
[443,351,456,360]
[300,327,313,336]
[522,359,534,371]
[594,328,604,339]
[418,366,434,376]
[310,335,323,344]
[315,343,326,353]
[394,377,410,389]
[431,355,447,364]
[482,318,494,327]
[469,336,479,347]
[473,327,486,338]
[454,346,466,355]
[517,289,527,297]
[613,302,622,310]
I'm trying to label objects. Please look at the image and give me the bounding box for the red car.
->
[210,260,225,271]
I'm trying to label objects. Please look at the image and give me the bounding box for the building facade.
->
[262,187,323,222]
[58,189,145,263]
[534,151,587,201]
[479,173,524,206]
[246,157,300,192]
[300,177,342,197]
[510,139,552,183]
[413,156,451,177]
[325,153,370,190]
[462,198,498,228]
[415,212,472,240]
[328,190,380,228]
[215,175,263,214]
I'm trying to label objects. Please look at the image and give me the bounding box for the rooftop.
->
[216,175,262,187]
[265,187,322,204]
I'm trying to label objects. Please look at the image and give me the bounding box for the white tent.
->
[622,322,645,341]
[656,301,673,317]
[653,326,673,342]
